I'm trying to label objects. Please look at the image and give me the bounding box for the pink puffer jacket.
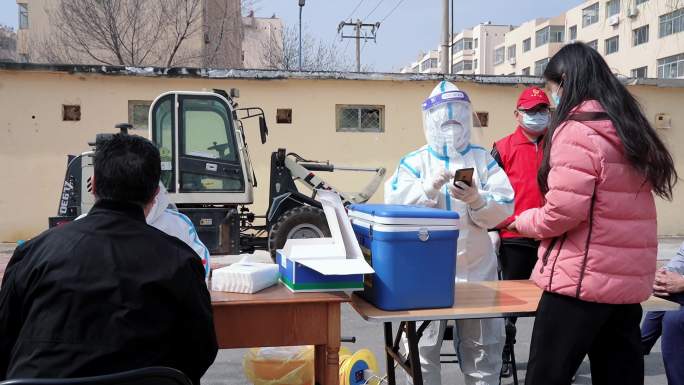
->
[516,100,657,304]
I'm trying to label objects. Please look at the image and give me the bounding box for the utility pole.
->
[298,0,305,71]
[440,0,449,74]
[450,0,454,74]
[338,19,380,72]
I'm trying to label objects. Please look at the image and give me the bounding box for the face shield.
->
[422,82,482,158]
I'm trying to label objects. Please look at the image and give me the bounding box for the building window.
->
[569,25,578,41]
[507,45,516,61]
[606,0,621,18]
[657,53,684,79]
[534,58,550,76]
[659,9,684,38]
[523,38,531,52]
[474,38,479,49]
[631,66,648,78]
[420,58,438,71]
[636,0,648,4]
[633,25,649,46]
[276,109,293,124]
[452,60,473,73]
[550,26,565,43]
[336,105,384,133]
[63,105,81,121]
[605,35,619,55]
[454,38,473,53]
[522,67,531,75]
[588,39,599,50]
[476,112,489,127]
[494,47,505,65]
[474,59,478,69]
[18,3,28,29]
[128,100,151,130]
[583,3,600,27]
[536,27,550,47]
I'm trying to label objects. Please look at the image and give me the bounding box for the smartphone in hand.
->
[453,168,474,188]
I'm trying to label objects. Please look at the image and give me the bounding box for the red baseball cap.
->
[517,87,550,110]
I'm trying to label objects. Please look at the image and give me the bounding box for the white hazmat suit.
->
[146,184,211,278]
[385,81,514,385]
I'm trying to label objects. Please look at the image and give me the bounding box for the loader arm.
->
[283,156,386,205]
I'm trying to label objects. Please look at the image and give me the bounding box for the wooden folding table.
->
[351,280,680,385]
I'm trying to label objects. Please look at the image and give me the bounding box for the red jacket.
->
[492,126,544,239]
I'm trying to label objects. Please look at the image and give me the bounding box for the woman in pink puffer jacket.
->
[511,43,678,385]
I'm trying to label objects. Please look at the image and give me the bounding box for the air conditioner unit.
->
[508,57,517,65]
[627,7,639,18]
[607,14,620,26]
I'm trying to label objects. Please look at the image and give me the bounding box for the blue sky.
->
[0,0,584,71]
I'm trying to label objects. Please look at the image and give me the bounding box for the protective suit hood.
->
[146,182,171,224]
[422,81,473,158]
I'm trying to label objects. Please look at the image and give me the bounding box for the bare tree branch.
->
[42,0,205,67]
[260,24,359,72]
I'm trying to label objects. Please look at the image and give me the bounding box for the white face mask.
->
[521,112,550,133]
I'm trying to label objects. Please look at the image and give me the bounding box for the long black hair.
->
[539,42,677,200]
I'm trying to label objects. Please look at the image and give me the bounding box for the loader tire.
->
[268,206,331,262]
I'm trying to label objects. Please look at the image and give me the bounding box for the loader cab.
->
[150,91,254,206]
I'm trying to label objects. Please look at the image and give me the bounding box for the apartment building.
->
[451,23,514,75]
[496,0,684,78]
[401,49,441,74]
[566,0,684,78]
[493,15,566,76]
[401,23,513,75]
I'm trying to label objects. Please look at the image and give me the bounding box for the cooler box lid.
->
[348,204,460,227]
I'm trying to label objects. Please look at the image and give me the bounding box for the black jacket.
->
[0,200,218,384]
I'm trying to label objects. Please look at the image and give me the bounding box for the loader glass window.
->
[182,99,236,161]
[179,96,243,192]
[152,96,175,192]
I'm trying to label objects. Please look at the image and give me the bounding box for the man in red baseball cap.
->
[491,86,551,378]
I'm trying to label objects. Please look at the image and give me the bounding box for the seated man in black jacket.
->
[0,134,218,384]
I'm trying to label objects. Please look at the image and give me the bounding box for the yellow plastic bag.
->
[243,346,314,385]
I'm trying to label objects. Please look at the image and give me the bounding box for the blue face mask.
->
[522,112,550,133]
[551,92,561,106]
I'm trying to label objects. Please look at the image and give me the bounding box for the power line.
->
[346,0,367,20]
[365,0,386,20]
[380,0,407,23]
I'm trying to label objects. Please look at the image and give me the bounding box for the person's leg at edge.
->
[641,311,665,355]
[454,318,504,385]
[524,291,608,385]
[499,242,538,377]
[587,303,643,385]
[402,320,447,385]
[662,308,684,385]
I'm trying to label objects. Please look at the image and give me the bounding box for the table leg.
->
[384,322,396,385]
[406,321,424,385]
[315,345,326,385]
[326,303,341,385]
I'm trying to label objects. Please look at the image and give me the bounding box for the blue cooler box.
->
[348,204,460,311]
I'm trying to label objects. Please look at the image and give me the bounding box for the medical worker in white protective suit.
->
[385,81,514,385]
[146,183,211,277]
[78,182,211,277]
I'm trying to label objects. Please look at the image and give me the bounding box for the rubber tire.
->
[268,205,331,262]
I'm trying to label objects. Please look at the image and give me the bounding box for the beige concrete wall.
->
[1,69,683,241]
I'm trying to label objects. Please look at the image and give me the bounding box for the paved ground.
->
[1,240,682,384]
